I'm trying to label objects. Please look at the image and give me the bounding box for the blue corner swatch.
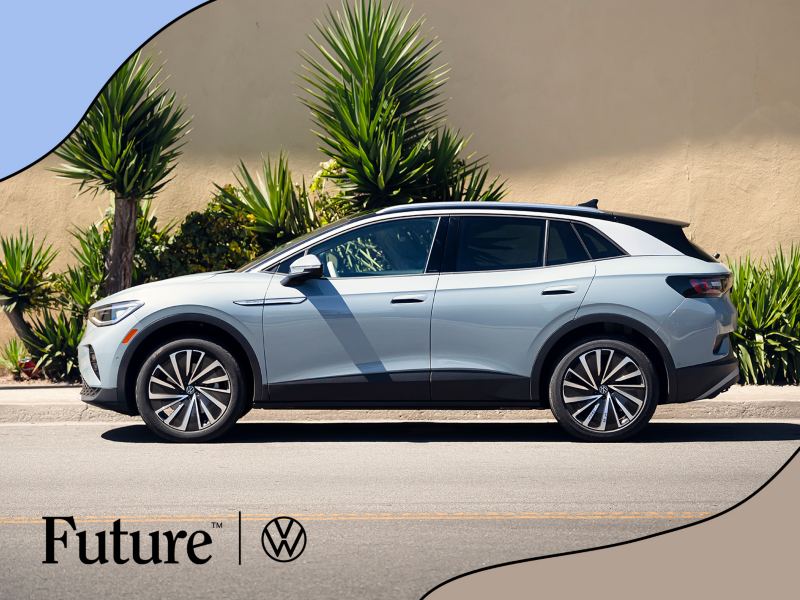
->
[0,0,210,181]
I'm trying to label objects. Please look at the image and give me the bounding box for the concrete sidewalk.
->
[0,384,799,423]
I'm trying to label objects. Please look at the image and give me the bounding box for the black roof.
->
[378,202,690,228]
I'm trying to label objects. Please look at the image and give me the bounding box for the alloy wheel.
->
[561,348,647,432]
[147,349,232,432]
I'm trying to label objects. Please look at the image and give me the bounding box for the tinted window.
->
[455,217,545,272]
[547,221,590,266]
[308,218,438,278]
[276,253,303,274]
[573,223,625,260]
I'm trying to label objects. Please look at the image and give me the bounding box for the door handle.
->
[542,285,579,296]
[391,294,428,304]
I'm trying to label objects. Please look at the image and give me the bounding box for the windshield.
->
[234,211,376,272]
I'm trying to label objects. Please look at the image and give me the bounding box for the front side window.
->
[455,216,545,272]
[308,217,438,278]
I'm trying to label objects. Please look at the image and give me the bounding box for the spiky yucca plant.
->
[215,152,319,245]
[299,0,505,209]
[0,230,59,352]
[51,49,191,295]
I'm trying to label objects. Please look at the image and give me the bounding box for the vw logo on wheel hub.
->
[598,385,609,394]
[185,385,195,395]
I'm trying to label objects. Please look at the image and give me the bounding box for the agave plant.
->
[214,151,319,245]
[51,49,191,295]
[30,311,85,382]
[58,266,102,316]
[0,338,27,379]
[0,230,59,352]
[729,246,800,384]
[425,127,507,203]
[299,0,505,208]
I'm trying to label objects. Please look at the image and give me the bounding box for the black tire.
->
[135,337,244,442]
[549,336,659,442]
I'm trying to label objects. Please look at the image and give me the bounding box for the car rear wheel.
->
[549,337,659,442]
[135,337,244,442]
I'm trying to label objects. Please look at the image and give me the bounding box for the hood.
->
[90,271,230,307]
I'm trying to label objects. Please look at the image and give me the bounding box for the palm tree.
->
[51,50,191,295]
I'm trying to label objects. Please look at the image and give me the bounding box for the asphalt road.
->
[1,420,799,600]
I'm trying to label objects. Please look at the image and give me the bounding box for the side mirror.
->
[280,254,323,287]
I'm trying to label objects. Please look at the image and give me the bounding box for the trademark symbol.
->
[212,522,223,529]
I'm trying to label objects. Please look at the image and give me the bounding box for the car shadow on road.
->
[100,421,800,444]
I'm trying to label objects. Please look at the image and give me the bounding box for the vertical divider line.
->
[238,511,242,565]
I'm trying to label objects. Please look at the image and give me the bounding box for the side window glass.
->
[276,253,303,274]
[573,223,626,260]
[546,221,590,266]
[308,218,438,278]
[455,217,545,272]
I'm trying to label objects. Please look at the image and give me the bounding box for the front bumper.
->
[673,347,740,403]
[79,380,134,415]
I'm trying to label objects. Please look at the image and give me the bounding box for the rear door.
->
[430,216,595,401]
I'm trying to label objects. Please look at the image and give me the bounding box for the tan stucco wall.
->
[2,0,800,345]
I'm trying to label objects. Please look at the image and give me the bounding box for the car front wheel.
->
[135,337,244,442]
[549,337,659,442]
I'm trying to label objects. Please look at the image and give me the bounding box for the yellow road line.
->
[0,511,711,525]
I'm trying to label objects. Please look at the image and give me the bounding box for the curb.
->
[1,385,799,423]
[0,398,799,423]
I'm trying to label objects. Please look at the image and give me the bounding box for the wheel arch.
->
[531,314,676,407]
[117,313,264,415]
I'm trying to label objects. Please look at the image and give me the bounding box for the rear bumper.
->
[672,348,739,403]
[80,381,134,415]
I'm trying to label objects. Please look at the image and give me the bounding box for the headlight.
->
[88,300,144,327]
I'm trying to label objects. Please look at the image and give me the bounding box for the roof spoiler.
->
[577,198,690,228]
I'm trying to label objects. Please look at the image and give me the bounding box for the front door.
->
[431,216,596,401]
[263,216,443,402]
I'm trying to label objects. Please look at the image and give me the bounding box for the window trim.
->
[302,215,443,280]
[255,210,630,275]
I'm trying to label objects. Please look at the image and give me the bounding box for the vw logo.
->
[261,517,306,562]
[599,385,609,395]
[185,385,195,395]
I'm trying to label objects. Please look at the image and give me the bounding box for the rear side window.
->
[546,221,590,266]
[573,223,625,260]
[455,217,545,272]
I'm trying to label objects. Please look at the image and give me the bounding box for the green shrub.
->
[30,311,85,382]
[154,197,271,278]
[0,338,27,379]
[308,159,351,224]
[729,246,800,385]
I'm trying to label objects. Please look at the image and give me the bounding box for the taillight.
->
[667,275,732,298]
